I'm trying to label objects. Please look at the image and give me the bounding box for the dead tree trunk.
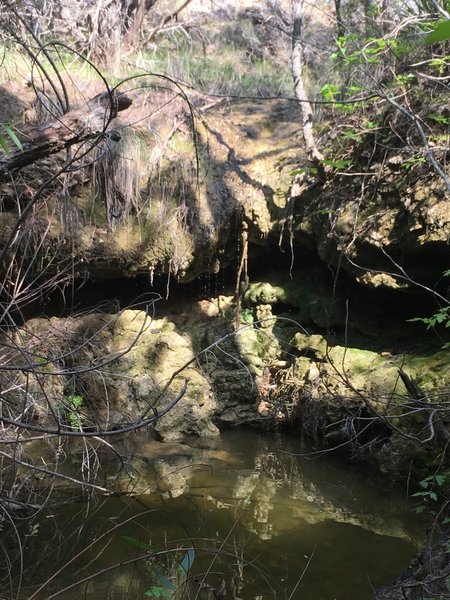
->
[0,91,132,181]
[124,0,159,42]
[334,0,345,39]
[292,0,326,181]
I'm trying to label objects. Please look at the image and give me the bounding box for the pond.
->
[5,430,423,600]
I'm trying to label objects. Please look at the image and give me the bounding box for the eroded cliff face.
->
[2,83,450,472]
[2,77,449,286]
[0,91,302,282]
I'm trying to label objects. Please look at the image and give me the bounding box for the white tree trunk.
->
[292,0,325,179]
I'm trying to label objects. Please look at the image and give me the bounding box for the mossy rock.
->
[292,332,450,403]
[244,282,287,305]
[407,350,450,390]
[244,271,345,328]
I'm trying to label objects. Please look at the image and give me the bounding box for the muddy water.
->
[9,430,423,600]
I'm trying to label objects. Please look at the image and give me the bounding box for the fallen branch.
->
[0,91,132,181]
[399,369,450,443]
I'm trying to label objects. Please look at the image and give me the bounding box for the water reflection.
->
[5,430,422,600]
[119,430,421,545]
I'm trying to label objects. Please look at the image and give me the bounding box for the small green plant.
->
[427,112,450,125]
[62,394,84,430]
[410,306,450,330]
[395,73,415,86]
[322,158,352,170]
[428,55,450,75]
[331,35,394,66]
[340,127,362,141]
[240,307,254,325]
[320,83,340,101]
[412,473,448,514]
[402,155,427,170]
[426,19,450,44]
[409,270,450,348]
[364,119,378,129]
[290,157,351,176]
[0,123,23,155]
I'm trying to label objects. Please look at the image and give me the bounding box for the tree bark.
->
[292,0,325,180]
[124,0,159,40]
[0,91,132,181]
[334,0,345,39]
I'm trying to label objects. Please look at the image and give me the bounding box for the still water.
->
[8,430,423,600]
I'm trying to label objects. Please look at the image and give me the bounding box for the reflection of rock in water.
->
[233,470,278,540]
[114,433,422,547]
[153,457,192,498]
[249,449,421,546]
[234,470,259,500]
[117,454,194,498]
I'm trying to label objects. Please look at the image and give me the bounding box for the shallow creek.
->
[11,430,423,600]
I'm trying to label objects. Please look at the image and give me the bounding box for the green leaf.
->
[320,83,340,101]
[435,474,446,486]
[429,55,450,66]
[395,73,415,86]
[426,20,450,44]
[290,167,307,176]
[146,587,163,598]
[341,129,361,141]
[180,548,195,574]
[429,491,438,501]
[153,567,176,591]
[145,586,172,598]
[427,113,450,125]
[419,477,431,489]
[0,134,10,155]
[322,158,352,170]
[121,535,159,552]
[2,125,23,152]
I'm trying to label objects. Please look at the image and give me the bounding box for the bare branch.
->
[142,0,196,48]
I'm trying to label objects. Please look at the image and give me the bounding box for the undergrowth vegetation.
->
[133,36,292,97]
